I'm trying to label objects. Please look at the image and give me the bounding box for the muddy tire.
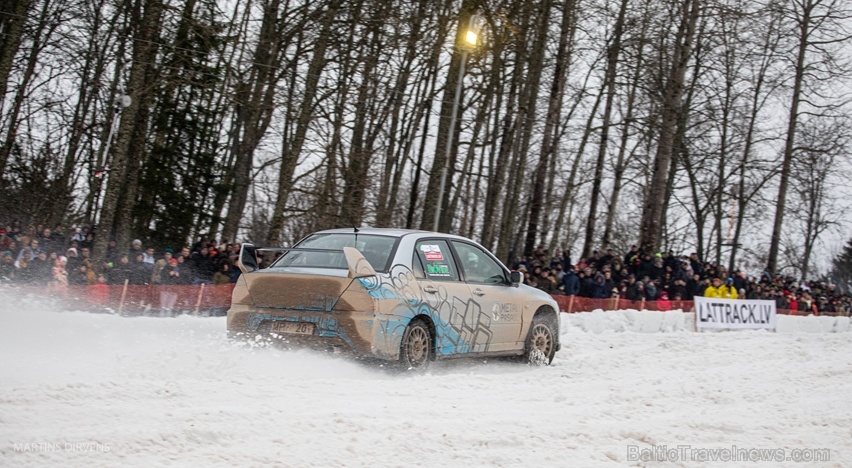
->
[524,313,556,366]
[399,318,432,370]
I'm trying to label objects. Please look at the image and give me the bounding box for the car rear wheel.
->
[525,314,556,366]
[400,319,432,370]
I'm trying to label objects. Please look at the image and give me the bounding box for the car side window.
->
[414,240,460,281]
[451,241,506,284]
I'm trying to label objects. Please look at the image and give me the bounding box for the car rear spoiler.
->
[236,244,377,278]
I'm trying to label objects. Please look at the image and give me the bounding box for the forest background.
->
[0,0,850,282]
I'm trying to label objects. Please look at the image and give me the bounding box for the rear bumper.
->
[227,304,396,360]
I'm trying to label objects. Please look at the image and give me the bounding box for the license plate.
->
[270,321,315,335]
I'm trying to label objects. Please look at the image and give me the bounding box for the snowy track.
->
[1,292,850,467]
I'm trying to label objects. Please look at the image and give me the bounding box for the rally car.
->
[227,228,560,368]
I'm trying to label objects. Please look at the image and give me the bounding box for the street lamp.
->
[433,15,478,232]
[93,93,131,225]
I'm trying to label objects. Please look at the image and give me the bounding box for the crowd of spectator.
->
[512,245,852,315]
[0,221,241,291]
[2,219,850,316]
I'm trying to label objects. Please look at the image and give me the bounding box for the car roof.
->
[311,227,430,238]
[309,227,483,243]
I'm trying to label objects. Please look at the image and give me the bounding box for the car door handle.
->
[472,288,485,296]
[423,285,439,294]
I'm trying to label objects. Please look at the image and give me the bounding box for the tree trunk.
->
[0,0,54,176]
[92,0,164,266]
[767,0,812,276]
[524,0,577,258]
[0,0,32,106]
[496,0,550,262]
[267,2,337,244]
[581,0,628,259]
[638,0,701,252]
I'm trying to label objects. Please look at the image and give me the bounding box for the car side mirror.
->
[510,270,522,286]
[237,243,258,273]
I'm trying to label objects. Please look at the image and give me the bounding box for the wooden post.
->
[118,279,129,314]
[568,295,575,314]
[640,297,645,311]
[194,283,206,316]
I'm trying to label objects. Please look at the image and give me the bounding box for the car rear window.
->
[271,233,398,272]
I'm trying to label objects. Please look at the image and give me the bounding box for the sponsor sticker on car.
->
[420,244,444,261]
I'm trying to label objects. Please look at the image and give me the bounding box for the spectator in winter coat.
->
[29,251,53,285]
[602,270,616,295]
[561,267,580,296]
[689,253,704,277]
[669,278,688,300]
[142,247,156,265]
[107,254,134,285]
[798,292,818,315]
[590,274,609,299]
[644,277,658,300]
[579,270,595,298]
[130,253,152,285]
[190,247,215,284]
[637,253,655,280]
[705,278,738,299]
[16,238,42,263]
[625,276,643,302]
[68,259,91,286]
[817,296,834,315]
[657,291,672,311]
[732,272,748,295]
[703,277,721,297]
[623,245,640,270]
[152,250,173,284]
[1,250,15,282]
[212,263,233,285]
[650,257,665,281]
[175,255,194,285]
[38,227,62,256]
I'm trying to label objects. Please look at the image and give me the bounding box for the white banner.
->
[694,296,777,330]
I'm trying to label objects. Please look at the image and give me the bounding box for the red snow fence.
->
[551,295,848,317]
[4,283,235,316]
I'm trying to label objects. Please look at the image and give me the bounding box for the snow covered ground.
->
[1,291,850,467]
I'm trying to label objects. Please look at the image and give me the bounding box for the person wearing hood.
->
[591,273,609,298]
[644,278,659,300]
[657,291,672,311]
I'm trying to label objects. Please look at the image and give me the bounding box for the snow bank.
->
[559,309,689,334]
[560,309,851,334]
[775,314,851,333]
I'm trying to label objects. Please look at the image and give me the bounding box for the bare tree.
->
[767,0,852,275]
[92,0,165,265]
[638,0,701,251]
[786,118,850,279]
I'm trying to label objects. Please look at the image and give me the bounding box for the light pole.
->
[93,93,131,225]
[433,19,478,233]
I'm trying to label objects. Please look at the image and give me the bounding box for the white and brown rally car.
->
[227,228,560,368]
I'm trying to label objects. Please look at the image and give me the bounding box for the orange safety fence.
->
[2,284,847,317]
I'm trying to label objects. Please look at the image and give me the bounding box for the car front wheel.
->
[399,318,432,370]
[525,314,556,366]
